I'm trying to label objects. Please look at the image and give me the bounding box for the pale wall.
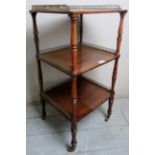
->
[26,0,129,103]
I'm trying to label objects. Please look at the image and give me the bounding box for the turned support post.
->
[79,14,83,45]
[106,11,127,121]
[68,13,78,152]
[30,11,46,119]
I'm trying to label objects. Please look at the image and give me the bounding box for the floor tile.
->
[74,147,129,155]
[27,126,128,155]
[26,98,129,155]
[27,106,128,136]
[27,115,69,136]
[114,99,129,122]
[26,103,59,119]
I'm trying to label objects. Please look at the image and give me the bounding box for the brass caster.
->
[105,116,110,122]
[67,145,76,152]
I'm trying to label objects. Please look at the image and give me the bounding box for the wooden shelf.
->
[42,77,112,121]
[39,44,118,76]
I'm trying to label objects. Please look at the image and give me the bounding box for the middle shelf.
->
[39,43,118,76]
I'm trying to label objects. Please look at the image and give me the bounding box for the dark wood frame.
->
[30,8,127,152]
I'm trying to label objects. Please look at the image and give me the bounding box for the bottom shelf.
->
[42,77,112,121]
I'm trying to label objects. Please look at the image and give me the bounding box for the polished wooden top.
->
[31,5,126,14]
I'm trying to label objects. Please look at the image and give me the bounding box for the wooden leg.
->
[79,14,83,45]
[105,96,114,121]
[68,14,78,152]
[105,58,119,122]
[68,104,77,152]
[41,98,46,120]
[105,12,127,121]
[30,12,46,120]
[68,78,77,152]
[70,125,77,152]
[67,77,77,152]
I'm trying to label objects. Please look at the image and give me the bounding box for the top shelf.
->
[31,5,127,14]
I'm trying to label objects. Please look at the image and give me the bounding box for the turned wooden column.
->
[68,13,78,152]
[106,11,127,121]
[30,11,46,119]
[79,14,83,45]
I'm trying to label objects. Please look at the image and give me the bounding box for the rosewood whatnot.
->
[30,5,127,152]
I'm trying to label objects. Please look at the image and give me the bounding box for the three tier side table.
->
[30,5,127,152]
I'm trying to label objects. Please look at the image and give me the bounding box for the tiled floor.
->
[27,98,129,155]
